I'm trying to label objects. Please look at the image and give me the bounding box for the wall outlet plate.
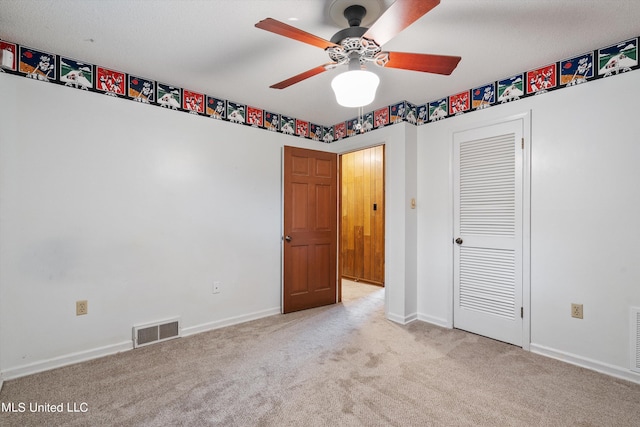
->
[76,300,88,316]
[571,303,583,319]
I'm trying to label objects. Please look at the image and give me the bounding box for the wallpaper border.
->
[0,36,637,143]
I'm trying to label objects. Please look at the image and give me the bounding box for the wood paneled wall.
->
[340,145,385,286]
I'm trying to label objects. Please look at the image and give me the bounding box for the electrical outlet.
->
[76,300,88,316]
[571,303,583,319]
[213,281,221,294]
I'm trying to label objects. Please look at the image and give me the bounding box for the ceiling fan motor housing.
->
[327,36,382,65]
[329,26,368,45]
[328,4,387,68]
[330,4,368,44]
[344,4,366,27]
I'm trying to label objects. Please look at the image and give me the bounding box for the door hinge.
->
[521,138,524,149]
[520,307,524,318]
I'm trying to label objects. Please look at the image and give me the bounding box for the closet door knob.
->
[455,237,463,245]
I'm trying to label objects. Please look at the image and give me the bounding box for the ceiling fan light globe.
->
[331,69,380,108]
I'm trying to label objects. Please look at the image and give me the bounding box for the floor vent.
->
[632,308,640,373]
[133,317,181,348]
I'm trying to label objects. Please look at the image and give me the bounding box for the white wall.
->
[0,74,416,379]
[417,70,640,382]
[3,67,639,384]
[0,74,338,378]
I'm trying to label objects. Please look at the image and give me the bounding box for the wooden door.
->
[283,146,337,313]
[453,119,524,346]
[340,146,385,286]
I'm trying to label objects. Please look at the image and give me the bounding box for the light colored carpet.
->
[1,281,640,426]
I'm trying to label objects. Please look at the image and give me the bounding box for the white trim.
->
[521,111,532,351]
[386,312,417,325]
[447,136,455,331]
[281,146,285,314]
[631,307,640,373]
[417,313,451,329]
[531,343,640,385]
[2,341,132,381]
[2,307,280,381]
[450,111,532,349]
[181,307,280,337]
[335,140,389,317]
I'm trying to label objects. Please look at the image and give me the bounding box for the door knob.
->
[455,237,463,245]
[284,235,292,242]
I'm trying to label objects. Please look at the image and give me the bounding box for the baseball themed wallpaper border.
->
[0,37,637,143]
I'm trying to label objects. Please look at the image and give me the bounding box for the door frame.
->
[450,112,531,350]
[337,144,386,301]
[280,142,387,312]
[336,145,388,304]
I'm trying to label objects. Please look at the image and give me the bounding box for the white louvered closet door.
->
[453,119,523,346]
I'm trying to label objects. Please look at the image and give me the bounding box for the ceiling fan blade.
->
[383,52,461,75]
[270,63,336,89]
[256,18,339,50]
[363,0,440,46]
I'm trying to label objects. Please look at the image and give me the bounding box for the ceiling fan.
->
[255,0,461,94]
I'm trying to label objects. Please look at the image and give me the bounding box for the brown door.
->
[283,146,337,313]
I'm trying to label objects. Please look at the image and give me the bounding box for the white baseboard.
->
[386,312,406,324]
[181,307,281,337]
[1,307,281,381]
[417,313,451,328]
[386,311,417,325]
[530,343,640,385]
[2,341,132,381]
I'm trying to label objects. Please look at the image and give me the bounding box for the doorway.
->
[281,145,385,313]
[339,145,385,288]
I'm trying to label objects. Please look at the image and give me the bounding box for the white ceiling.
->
[1,0,639,125]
